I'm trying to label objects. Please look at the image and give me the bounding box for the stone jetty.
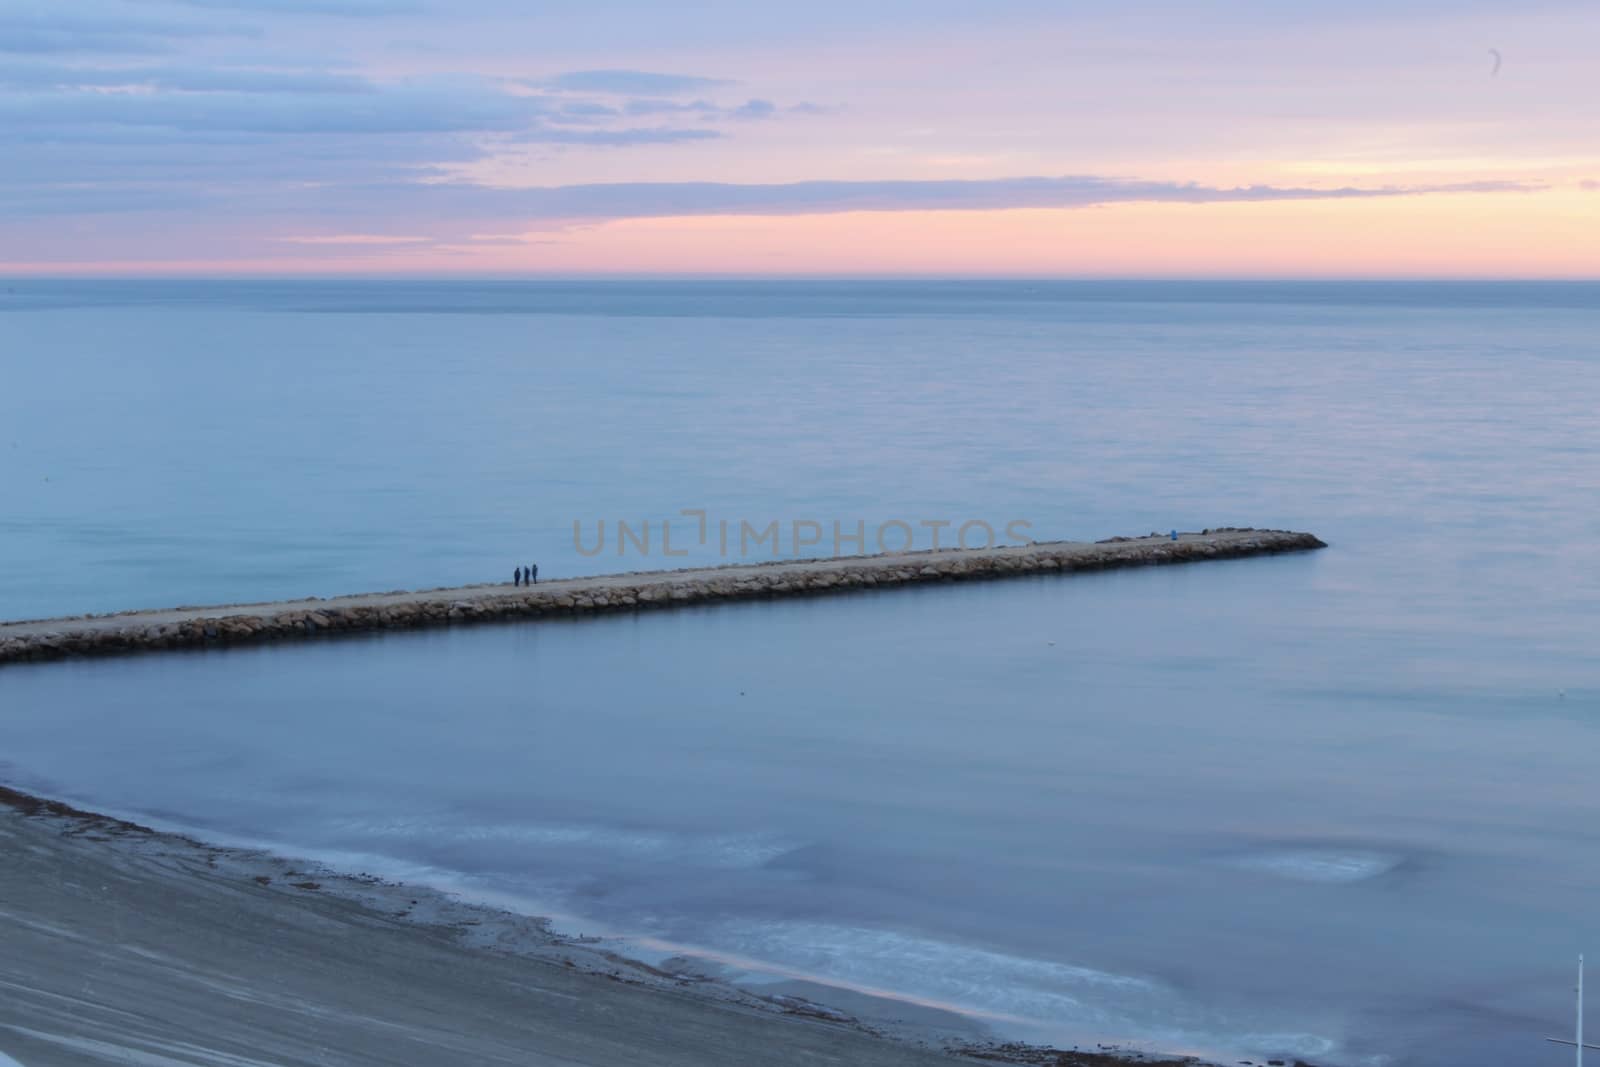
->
[0,528,1324,666]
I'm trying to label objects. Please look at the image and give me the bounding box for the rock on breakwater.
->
[0,528,1325,666]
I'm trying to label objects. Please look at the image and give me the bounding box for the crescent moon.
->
[1489,48,1502,77]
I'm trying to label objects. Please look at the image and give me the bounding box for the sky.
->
[1,0,1596,277]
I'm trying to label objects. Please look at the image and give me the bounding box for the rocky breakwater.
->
[0,528,1325,666]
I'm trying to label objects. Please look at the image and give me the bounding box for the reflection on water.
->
[2,553,1597,1066]
[3,281,1599,1065]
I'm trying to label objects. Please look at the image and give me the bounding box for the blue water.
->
[2,280,1598,1065]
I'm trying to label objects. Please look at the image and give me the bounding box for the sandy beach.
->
[0,788,1217,1067]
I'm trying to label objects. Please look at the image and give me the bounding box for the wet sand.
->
[0,790,1213,1067]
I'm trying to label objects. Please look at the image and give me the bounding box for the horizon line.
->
[3,272,1599,284]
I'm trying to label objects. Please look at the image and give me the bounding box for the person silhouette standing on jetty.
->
[513,566,522,587]
[529,563,538,585]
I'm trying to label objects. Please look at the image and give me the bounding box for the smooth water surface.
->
[2,281,1598,1065]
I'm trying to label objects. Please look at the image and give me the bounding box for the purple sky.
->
[2,0,1596,274]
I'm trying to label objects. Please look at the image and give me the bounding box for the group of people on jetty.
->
[513,563,538,587]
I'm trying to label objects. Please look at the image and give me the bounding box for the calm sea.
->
[2,280,1598,1065]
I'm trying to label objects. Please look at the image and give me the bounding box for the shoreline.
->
[0,784,1226,1067]
[0,527,1325,665]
